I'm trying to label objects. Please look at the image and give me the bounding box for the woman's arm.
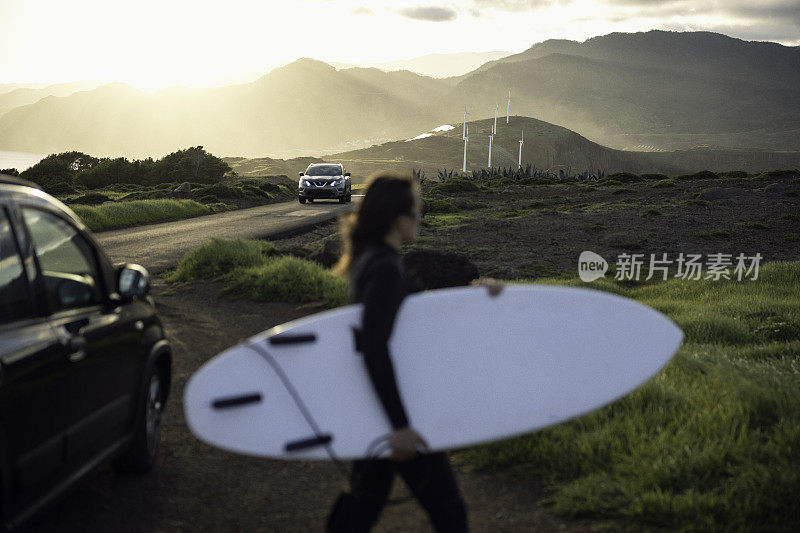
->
[359,260,410,430]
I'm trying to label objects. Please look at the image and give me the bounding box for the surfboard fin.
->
[211,393,263,409]
[269,333,317,345]
[284,434,333,452]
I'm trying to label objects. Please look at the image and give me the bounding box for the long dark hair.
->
[334,170,419,276]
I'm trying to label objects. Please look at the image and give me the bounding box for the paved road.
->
[95,199,356,272]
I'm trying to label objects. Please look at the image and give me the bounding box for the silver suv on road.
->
[298,163,351,204]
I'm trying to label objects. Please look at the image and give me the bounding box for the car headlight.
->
[302,180,312,187]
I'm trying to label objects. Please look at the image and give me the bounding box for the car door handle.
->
[67,336,87,363]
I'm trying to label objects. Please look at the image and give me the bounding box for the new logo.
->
[578,251,608,282]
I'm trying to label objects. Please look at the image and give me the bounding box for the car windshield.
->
[306,165,342,176]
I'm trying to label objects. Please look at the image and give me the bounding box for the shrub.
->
[166,238,277,282]
[66,192,113,205]
[425,198,459,213]
[71,199,212,231]
[602,172,643,183]
[429,177,480,194]
[224,256,347,307]
[675,170,718,180]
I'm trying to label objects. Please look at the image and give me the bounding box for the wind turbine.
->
[488,130,493,168]
[463,125,469,173]
[506,91,511,124]
[462,106,470,140]
[489,103,498,168]
[518,130,524,169]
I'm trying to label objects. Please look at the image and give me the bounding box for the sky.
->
[1,0,798,90]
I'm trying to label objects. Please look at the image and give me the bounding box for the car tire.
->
[339,196,346,204]
[346,193,352,203]
[299,197,306,204]
[113,367,165,474]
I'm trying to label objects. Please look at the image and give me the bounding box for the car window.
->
[306,165,342,176]
[22,208,102,313]
[0,208,34,324]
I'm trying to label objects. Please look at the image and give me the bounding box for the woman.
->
[329,170,493,532]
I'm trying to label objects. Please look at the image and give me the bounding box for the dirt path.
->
[29,279,586,532]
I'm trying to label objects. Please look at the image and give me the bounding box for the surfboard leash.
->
[244,340,431,505]
[243,341,352,483]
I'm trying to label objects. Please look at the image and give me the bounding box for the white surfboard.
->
[184,285,683,460]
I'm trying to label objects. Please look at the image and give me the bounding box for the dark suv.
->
[298,163,351,204]
[0,176,171,531]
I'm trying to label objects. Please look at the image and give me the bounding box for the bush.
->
[429,177,480,194]
[675,170,718,180]
[425,198,459,213]
[71,199,212,231]
[166,238,277,282]
[602,172,643,183]
[224,256,348,307]
[66,192,113,205]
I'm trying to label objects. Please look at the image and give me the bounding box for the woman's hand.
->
[390,427,428,462]
[471,277,504,297]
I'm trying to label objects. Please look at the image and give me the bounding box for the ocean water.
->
[0,150,45,172]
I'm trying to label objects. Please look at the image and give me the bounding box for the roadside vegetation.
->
[455,262,800,531]
[72,199,213,231]
[165,238,347,308]
[6,148,297,231]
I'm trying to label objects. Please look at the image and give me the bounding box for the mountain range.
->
[0,30,798,161]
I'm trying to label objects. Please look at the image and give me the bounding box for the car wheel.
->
[114,367,165,474]
[299,197,306,204]
[346,193,352,202]
[339,196,346,204]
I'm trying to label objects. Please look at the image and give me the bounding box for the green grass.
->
[693,229,731,239]
[743,222,770,230]
[424,214,472,228]
[165,238,346,307]
[165,238,278,282]
[495,209,531,219]
[425,198,459,214]
[456,262,800,531]
[652,179,676,188]
[71,199,213,231]
[223,256,347,307]
[640,208,663,217]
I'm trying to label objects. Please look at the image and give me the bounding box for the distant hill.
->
[0,81,100,116]
[0,61,441,157]
[1,31,798,157]
[454,31,800,150]
[329,51,512,79]
[324,116,800,179]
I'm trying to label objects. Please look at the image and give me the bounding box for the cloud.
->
[351,7,373,15]
[470,0,571,11]
[397,6,458,21]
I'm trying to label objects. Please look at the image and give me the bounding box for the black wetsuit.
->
[330,241,467,532]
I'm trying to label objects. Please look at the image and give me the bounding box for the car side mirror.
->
[57,276,95,308]
[299,172,304,176]
[117,264,150,299]
[345,172,351,177]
